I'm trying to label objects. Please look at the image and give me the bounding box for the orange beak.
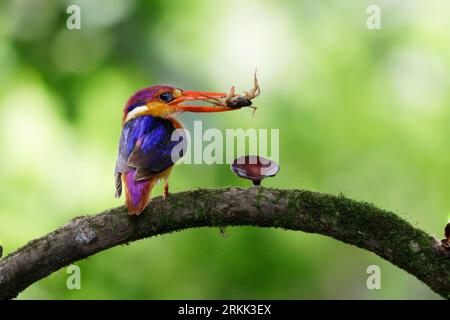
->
[169,90,236,112]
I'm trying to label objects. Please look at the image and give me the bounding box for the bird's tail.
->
[123,170,157,215]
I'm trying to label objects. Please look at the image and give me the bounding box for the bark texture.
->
[0,187,449,299]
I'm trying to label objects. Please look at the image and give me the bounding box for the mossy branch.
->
[0,187,449,299]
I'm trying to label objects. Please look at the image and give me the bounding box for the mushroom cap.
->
[231,155,279,183]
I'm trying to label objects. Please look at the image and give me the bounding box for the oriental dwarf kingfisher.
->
[115,85,241,215]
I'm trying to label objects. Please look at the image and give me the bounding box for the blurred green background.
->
[0,0,449,299]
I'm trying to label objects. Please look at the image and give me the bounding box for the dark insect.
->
[226,96,253,108]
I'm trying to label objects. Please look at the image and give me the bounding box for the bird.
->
[115,85,239,215]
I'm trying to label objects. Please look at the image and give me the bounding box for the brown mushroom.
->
[231,155,279,186]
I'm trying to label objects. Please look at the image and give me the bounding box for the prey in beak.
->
[169,72,260,114]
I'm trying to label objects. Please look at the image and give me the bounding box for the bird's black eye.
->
[159,92,174,102]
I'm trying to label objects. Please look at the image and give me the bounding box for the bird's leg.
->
[160,167,173,200]
[163,178,169,200]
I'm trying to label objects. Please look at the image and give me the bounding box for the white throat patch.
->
[125,105,148,122]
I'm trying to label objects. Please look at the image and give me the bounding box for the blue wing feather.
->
[115,116,185,187]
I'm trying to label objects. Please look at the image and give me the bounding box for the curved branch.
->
[0,187,449,299]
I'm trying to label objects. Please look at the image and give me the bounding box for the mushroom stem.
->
[252,180,261,186]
